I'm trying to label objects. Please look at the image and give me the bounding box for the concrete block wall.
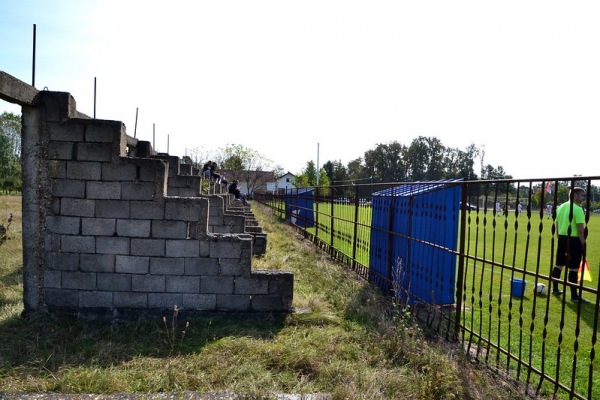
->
[148,151,267,255]
[12,84,292,318]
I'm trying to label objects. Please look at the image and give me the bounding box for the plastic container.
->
[511,278,527,298]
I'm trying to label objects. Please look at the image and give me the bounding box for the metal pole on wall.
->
[153,123,155,150]
[316,142,320,185]
[93,77,97,119]
[167,134,170,154]
[134,107,139,138]
[32,24,36,87]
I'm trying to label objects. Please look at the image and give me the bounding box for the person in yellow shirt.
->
[551,187,588,303]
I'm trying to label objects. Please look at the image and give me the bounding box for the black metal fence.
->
[255,176,600,400]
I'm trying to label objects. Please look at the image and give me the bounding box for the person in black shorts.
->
[550,187,588,303]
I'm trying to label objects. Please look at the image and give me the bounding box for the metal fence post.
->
[454,182,467,341]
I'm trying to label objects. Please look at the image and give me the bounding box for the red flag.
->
[545,182,552,194]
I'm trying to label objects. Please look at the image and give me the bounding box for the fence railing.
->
[255,177,600,400]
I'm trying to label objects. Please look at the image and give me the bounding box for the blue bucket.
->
[511,278,527,297]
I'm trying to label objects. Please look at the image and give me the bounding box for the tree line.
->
[0,112,21,194]
[294,136,509,187]
[3,109,597,209]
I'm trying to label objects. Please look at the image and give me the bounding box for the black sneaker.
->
[571,297,590,304]
[552,290,563,295]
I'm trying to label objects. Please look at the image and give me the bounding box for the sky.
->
[1,0,600,179]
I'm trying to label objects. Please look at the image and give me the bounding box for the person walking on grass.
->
[550,187,589,303]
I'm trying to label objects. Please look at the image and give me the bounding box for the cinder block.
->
[166,239,200,257]
[209,223,232,234]
[43,270,62,288]
[148,293,183,309]
[116,255,149,274]
[151,220,187,239]
[46,215,80,235]
[223,215,245,229]
[137,159,167,182]
[79,291,113,308]
[85,121,122,143]
[95,200,130,218]
[51,198,61,215]
[48,141,74,160]
[117,219,151,238]
[131,238,165,257]
[77,142,113,162]
[87,181,122,200]
[178,188,200,197]
[199,239,210,256]
[150,257,184,275]
[165,198,207,221]
[262,271,294,296]
[66,161,102,180]
[62,271,97,290]
[61,235,95,253]
[49,121,84,142]
[179,164,193,175]
[97,273,132,291]
[122,182,156,200]
[216,294,251,311]
[132,274,165,292]
[51,179,85,198]
[80,253,115,272]
[49,160,67,179]
[102,163,137,181]
[114,292,148,308]
[251,295,291,312]
[253,235,267,256]
[220,258,250,276]
[131,201,165,220]
[96,236,130,255]
[61,198,95,217]
[81,217,116,236]
[182,294,216,310]
[44,234,61,252]
[201,276,234,294]
[184,257,219,276]
[188,222,210,241]
[209,239,243,259]
[235,277,269,295]
[166,276,200,293]
[45,288,78,307]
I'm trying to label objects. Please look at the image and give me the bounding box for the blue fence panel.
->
[370,182,460,305]
[284,188,315,228]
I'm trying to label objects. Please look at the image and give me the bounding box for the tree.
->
[444,144,479,180]
[217,144,275,195]
[363,141,408,182]
[405,136,446,181]
[345,158,366,183]
[294,160,331,189]
[323,159,348,184]
[0,112,22,193]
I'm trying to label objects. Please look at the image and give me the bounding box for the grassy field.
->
[0,195,534,399]
[269,199,600,399]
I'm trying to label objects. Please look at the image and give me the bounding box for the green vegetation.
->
[266,197,600,399]
[0,196,530,399]
[0,112,21,194]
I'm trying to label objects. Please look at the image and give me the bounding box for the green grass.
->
[0,196,531,399]
[266,198,600,399]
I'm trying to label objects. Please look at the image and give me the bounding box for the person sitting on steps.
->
[210,161,221,183]
[228,180,247,206]
[202,161,212,181]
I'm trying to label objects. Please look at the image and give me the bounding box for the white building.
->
[276,172,296,193]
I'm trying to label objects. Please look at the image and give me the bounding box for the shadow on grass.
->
[0,308,289,371]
